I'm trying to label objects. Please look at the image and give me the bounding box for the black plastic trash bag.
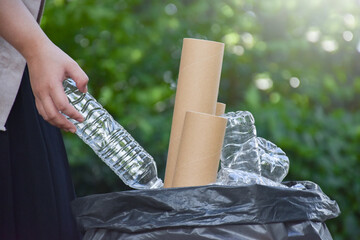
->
[72,181,340,240]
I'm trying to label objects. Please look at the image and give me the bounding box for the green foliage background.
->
[42,0,360,239]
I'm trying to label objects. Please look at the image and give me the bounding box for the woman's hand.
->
[27,41,88,133]
[0,0,88,133]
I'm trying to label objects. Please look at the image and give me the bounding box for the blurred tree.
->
[42,0,359,239]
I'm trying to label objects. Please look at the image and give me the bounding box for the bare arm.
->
[0,0,88,132]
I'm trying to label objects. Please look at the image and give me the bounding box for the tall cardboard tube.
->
[164,38,225,187]
[172,111,227,188]
[215,102,226,116]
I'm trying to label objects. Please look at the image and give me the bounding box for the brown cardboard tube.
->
[215,102,226,116]
[172,111,227,188]
[164,38,225,188]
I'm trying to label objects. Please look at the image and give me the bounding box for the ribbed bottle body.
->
[63,79,163,189]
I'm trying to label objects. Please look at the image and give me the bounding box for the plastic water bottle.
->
[220,111,260,174]
[219,111,289,185]
[63,78,163,189]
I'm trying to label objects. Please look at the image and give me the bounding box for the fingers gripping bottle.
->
[63,79,163,189]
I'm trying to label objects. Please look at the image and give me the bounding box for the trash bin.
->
[72,181,340,240]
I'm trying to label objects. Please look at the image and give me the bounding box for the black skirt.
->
[0,67,80,240]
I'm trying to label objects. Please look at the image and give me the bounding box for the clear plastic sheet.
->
[216,168,286,187]
[217,111,290,185]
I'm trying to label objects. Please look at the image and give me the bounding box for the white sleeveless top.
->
[0,0,45,131]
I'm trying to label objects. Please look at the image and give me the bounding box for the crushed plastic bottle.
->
[63,78,163,189]
[257,137,289,182]
[217,111,289,185]
[220,111,260,174]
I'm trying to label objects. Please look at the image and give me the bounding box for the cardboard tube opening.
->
[215,102,226,116]
[172,111,227,188]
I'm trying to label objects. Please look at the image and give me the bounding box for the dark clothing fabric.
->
[0,67,80,240]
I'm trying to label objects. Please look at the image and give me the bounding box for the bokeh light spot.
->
[155,101,166,112]
[130,49,143,62]
[221,4,234,17]
[306,29,320,43]
[164,3,177,15]
[232,45,245,56]
[356,41,360,53]
[343,13,356,28]
[80,38,90,48]
[241,32,254,48]
[321,39,338,52]
[255,76,273,90]
[289,77,300,88]
[270,92,281,103]
[343,31,353,42]
[211,24,221,34]
[223,32,240,45]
